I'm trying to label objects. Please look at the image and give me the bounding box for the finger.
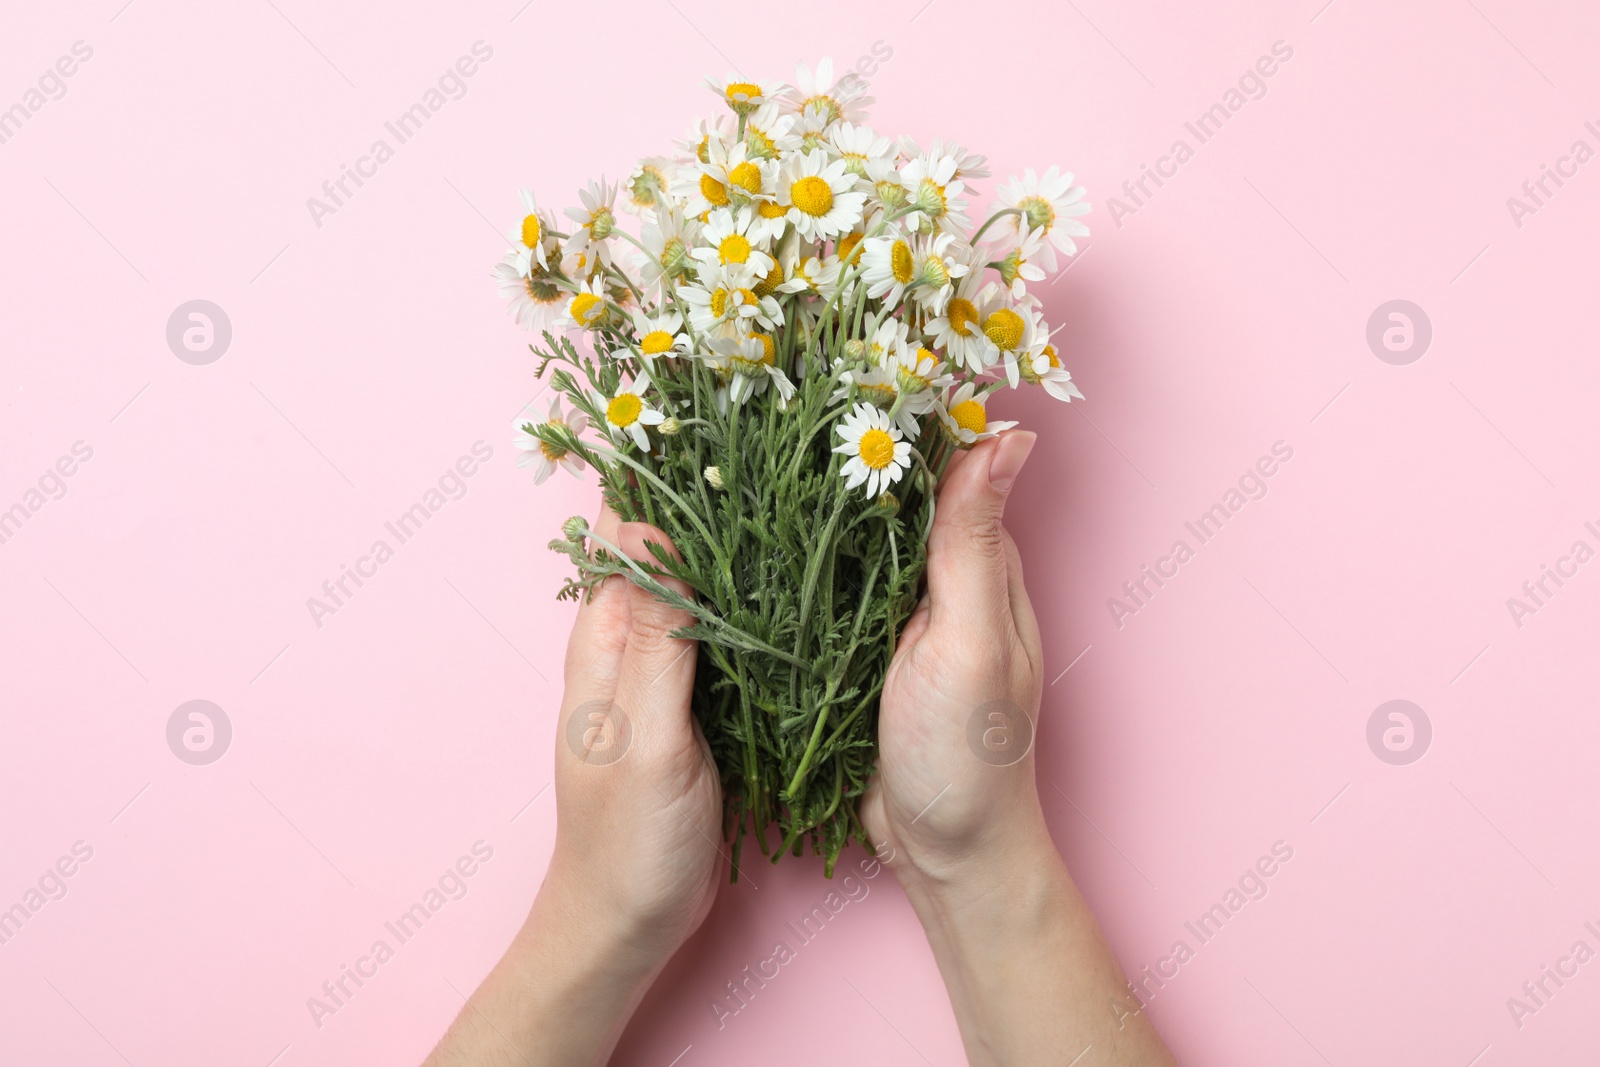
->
[564,503,630,701]
[926,431,1036,636]
[1000,529,1043,675]
[612,521,698,732]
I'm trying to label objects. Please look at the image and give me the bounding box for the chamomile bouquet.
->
[495,60,1088,875]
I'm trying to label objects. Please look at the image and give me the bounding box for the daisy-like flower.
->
[828,122,894,181]
[680,263,783,335]
[783,58,873,126]
[562,178,619,268]
[791,103,834,155]
[706,74,788,117]
[833,402,913,496]
[741,102,801,161]
[1019,339,1085,403]
[514,396,587,484]
[558,276,611,332]
[776,150,867,242]
[992,226,1050,298]
[679,136,766,216]
[691,207,777,277]
[899,150,970,235]
[640,204,701,292]
[860,232,917,307]
[678,115,731,164]
[492,253,566,332]
[774,247,842,302]
[936,382,1019,447]
[987,166,1091,269]
[904,231,969,315]
[508,187,557,276]
[600,373,666,451]
[926,272,999,372]
[706,331,796,404]
[622,156,672,216]
[891,344,957,407]
[630,309,690,362]
[898,136,990,186]
[982,295,1042,387]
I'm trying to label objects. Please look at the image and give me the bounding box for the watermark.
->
[1505,522,1599,629]
[565,700,632,765]
[1506,921,1600,1030]
[306,441,493,628]
[1366,700,1430,765]
[307,41,494,229]
[0,841,94,947]
[1506,120,1600,229]
[1365,300,1431,365]
[167,700,232,765]
[966,699,1034,766]
[1107,41,1295,228]
[0,440,94,547]
[306,840,495,1029]
[1107,441,1295,628]
[0,41,94,147]
[1115,840,1294,1027]
[166,300,232,365]
[709,851,886,1030]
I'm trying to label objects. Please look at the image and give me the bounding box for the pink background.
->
[3,0,1597,1063]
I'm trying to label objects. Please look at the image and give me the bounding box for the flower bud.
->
[562,515,589,542]
[704,465,724,489]
[659,417,682,436]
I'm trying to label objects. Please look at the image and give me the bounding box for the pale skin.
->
[423,432,1176,1066]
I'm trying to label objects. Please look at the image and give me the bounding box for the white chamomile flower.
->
[863,230,969,313]
[1020,339,1085,403]
[679,115,731,164]
[828,122,894,180]
[988,166,1091,269]
[631,309,690,361]
[891,345,956,420]
[622,156,672,216]
[899,151,970,234]
[514,396,587,484]
[600,373,666,451]
[492,254,565,332]
[680,263,783,335]
[899,136,990,186]
[992,226,1050,298]
[982,295,1043,387]
[776,248,842,301]
[860,233,917,307]
[558,276,611,332]
[864,316,911,367]
[641,205,701,291]
[692,207,777,277]
[833,402,912,496]
[509,187,556,276]
[936,382,1018,447]
[741,102,801,161]
[680,136,766,216]
[707,331,795,404]
[791,103,835,155]
[562,178,619,268]
[777,150,867,242]
[926,272,999,372]
[783,58,873,125]
[705,74,788,116]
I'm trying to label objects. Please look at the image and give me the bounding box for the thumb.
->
[613,521,698,727]
[926,431,1036,632]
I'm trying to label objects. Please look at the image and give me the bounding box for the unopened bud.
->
[876,491,900,510]
[659,416,682,436]
[562,515,589,542]
[704,465,724,489]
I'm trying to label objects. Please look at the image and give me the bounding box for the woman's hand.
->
[423,507,720,1067]
[862,432,1177,1067]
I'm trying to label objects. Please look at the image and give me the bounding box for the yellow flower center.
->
[729,161,763,193]
[520,214,541,248]
[719,233,752,264]
[752,260,784,297]
[570,292,603,326]
[710,287,729,317]
[640,330,675,356]
[724,81,762,103]
[607,393,642,427]
[757,199,788,219]
[1019,195,1056,232]
[983,308,1025,350]
[946,298,978,337]
[791,175,834,216]
[858,427,896,470]
[538,430,566,461]
[1043,343,1060,368]
[696,135,711,164]
[950,399,987,435]
[890,240,914,284]
[755,333,775,365]
[836,231,864,264]
[700,173,730,207]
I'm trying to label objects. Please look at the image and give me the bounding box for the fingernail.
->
[988,431,1036,492]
